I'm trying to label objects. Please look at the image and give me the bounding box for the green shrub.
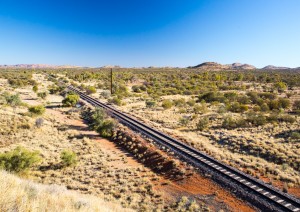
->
[90,108,106,130]
[174,98,186,107]
[0,146,41,173]
[145,100,156,108]
[278,114,296,123]
[268,100,280,110]
[108,97,122,106]
[194,103,207,114]
[196,117,209,131]
[2,92,22,107]
[179,116,190,126]
[60,150,77,167]
[89,108,117,138]
[278,98,291,109]
[293,100,300,110]
[260,103,269,112]
[28,105,45,115]
[290,132,300,141]
[96,119,116,137]
[222,116,246,129]
[246,112,266,126]
[37,92,47,99]
[253,105,261,112]
[48,85,65,94]
[32,85,38,93]
[186,99,196,107]
[62,94,79,107]
[274,82,287,93]
[162,99,173,110]
[227,102,248,113]
[198,92,226,103]
[86,86,97,94]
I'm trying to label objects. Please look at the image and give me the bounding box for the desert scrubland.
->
[1,67,300,211]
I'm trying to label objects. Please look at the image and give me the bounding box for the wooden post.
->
[110,68,113,95]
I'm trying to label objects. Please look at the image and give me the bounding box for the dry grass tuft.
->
[0,170,131,212]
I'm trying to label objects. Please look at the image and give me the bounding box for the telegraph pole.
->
[110,68,113,95]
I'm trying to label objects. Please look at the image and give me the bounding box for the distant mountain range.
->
[189,62,300,70]
[0,63,299,70]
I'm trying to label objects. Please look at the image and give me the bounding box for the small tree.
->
[62,94,79,107]
[60,150,77,167]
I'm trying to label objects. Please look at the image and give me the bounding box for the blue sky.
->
[0,0,299,68]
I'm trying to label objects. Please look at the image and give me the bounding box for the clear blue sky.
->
[0,0,299,68]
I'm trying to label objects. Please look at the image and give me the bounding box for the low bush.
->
[278,114,296,123]
[222,116,246,129]
[227,102,248,113]
[293,100,300,110]
[32,85,38,93]
[186,99,196,106]
[37,92,48,99]
[193,103,208,114]
[96,119,116,137]
[48,85,65,94]
[162,99,173,110]
[62,94,79,107]
[145,100,156,108]
[198,92,226,103]
[85,86,97,94]
[108,97,122,106]
[60,150,77,167]
[89,108,117,138]
[1,92,22,107]
[173,98,186,107]
[290,132,300,141]
[246,112,266,126]
[196,117,209,131]
[28,105,45,115]
[179,116,190,127]
[0,146,41,173]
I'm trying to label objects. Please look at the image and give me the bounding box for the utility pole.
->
[110,68,113,95]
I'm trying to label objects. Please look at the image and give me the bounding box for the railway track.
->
[67,85,300,212]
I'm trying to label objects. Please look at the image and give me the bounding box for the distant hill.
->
[262,65,290,70]
[190,62,256,70]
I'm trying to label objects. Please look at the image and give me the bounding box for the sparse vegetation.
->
[1,67,300,210]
